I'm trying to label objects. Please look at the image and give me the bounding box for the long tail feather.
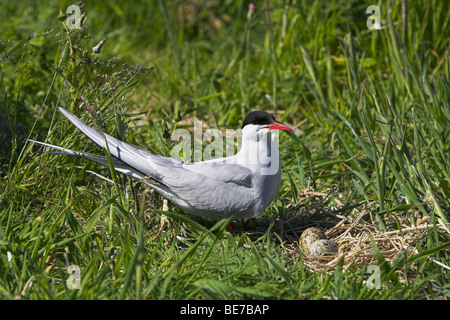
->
[29,140,150,182]
[58,107,178,181]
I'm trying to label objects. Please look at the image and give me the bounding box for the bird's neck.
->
[236,131,281,175]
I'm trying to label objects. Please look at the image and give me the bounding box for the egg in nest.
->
[299,227,338,256]
[308,239,338,256]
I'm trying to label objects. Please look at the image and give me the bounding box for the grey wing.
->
[59,107,180,182]
[50,108,261,218]
[159,162,258,215]
[181,161,253,187]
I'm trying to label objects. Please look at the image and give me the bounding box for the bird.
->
[30,108,293,220]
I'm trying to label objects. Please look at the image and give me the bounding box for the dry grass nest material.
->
[252,188,450,273]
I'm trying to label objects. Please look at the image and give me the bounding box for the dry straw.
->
[254,188,450,273]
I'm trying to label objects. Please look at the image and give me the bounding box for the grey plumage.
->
[30,108,292,220]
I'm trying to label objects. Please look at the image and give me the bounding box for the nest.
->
[250,188,450,273]
[303,215,411,272]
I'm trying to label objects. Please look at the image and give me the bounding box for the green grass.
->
[0,0,449,300]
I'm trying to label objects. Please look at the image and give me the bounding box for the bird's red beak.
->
[267,122,293,131]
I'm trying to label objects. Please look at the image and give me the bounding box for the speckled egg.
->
[308,239,338,256]
[299,227,326,252]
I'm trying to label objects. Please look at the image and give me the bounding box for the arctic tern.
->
[30,108,293,220]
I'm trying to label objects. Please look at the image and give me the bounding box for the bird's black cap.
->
[241,111,276,129]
